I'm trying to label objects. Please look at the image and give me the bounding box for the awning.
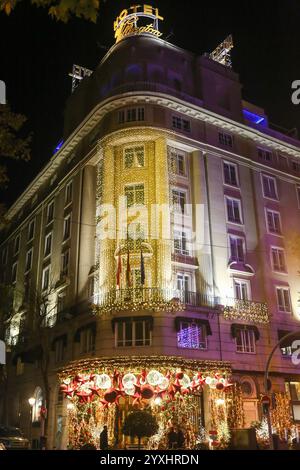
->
[12,345,43,365]
[174,317,212,336]
[74,322,96,343]
[231,324,260,341]
[278,330,300,348]
[111,316,154,332]
[51,334,68,351]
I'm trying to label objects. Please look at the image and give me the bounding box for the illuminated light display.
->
[243,109,266,125]
[113,5,164,43]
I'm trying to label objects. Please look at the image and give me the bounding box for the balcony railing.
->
[92,288,220,314]
[221,298,269,324]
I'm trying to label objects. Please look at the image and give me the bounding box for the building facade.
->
[1,26,300,449]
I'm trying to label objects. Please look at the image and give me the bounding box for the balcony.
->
[92,288,219,315]
[221,298,269,324]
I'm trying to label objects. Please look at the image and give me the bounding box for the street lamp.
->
[28,397,36,448]
[264,330,300,450]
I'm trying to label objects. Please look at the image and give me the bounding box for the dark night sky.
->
[1,0,300,208]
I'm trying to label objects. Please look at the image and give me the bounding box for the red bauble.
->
[104,388,118,403]
[216,382,224,391]
[176,372,184,380]
[141,385,154,400]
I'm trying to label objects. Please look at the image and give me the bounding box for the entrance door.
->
[243,400,259,427]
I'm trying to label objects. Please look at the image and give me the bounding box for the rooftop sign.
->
[114,5,164,43]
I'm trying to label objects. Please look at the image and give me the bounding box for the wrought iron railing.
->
[92,288,219,314]
[221,298,269,324]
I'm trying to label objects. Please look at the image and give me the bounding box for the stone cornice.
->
[5,91,300,221]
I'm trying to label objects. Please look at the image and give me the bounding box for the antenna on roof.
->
[68,64,93,93]
[209,35,233,68]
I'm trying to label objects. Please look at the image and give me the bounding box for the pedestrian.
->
[167,426,177,449]
[177,427,185,449]
[100,425,109,450]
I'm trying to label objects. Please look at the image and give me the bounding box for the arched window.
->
[32,386,43,423]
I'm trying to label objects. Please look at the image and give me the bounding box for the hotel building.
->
[1,12,300,449]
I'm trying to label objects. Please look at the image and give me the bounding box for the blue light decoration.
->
[243,109,266,126]
[54,139,64,154]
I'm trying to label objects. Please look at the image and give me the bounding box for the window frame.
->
[223,160,239,187]
[115,319,152,348]
[12,261,18,284]
[276,286,292,313]
[225,196,243,225]
[25,247,33,273]
[233,278,251,301]
[261,173,278,200]
[42,265,51,292]
[177,320,208,350]
[46,200,55,225]
[124,183,145,208]
[27,219,35,242]
[61,249,70,277]
[265,208,282,236]
[65,180,73,207]
[13,234,20,256]
[123,145,145,169]
[63,213,72,242]
[219,132,233,148]
[44,231,52,258]
[270,246,287,273]
[228,234,245,263]
[235,328,256,354]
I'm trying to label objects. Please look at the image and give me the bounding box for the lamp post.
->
[28,397,36,449]
[264,330,300,450]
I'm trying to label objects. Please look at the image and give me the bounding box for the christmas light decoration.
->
[222,299,269,324]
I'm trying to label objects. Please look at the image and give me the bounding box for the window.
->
[172,116,191,132]
[177,321,207,350]
[14,234,20,255]
[115,318,152,347]
[236,328,256,353]
[226,197,242,224]
[296,186,300,209]
[54,339,64,363]
[271,247,286,273]
[266,209,282,235]
[223,161,238,186]
[42,265,50,291]
[292,161,300,174]
[57,291,66,313]
[12,262,17,284]
[262,174,278,199]
[25,248,33,272]
[44,232,52,257]
[46,200,54,224]
[258,148,272,163]
[1,247,7,265]
[80,328,95,353]
[124,146,145,168]
[276,287,291,313]
[234,279,250,301]
[61,249,70,277]
[32,387,43,423]
[63,214,71,241]
[174,230,190,256]
[229,235,245,263]
[171,151,186,176]
[119,107,145,124]
[172,189,186,213]
[28,220,35,241]
[124,184,144,207]
[176,273,190,292]
[65,181,73,206]
[219,132,233,148]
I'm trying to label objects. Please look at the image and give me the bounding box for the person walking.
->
[100,425,109,450]
[167,426,177,449]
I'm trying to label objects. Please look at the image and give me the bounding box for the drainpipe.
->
[203,152,222,361]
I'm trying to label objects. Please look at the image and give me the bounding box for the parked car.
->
[0,425,29,450]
